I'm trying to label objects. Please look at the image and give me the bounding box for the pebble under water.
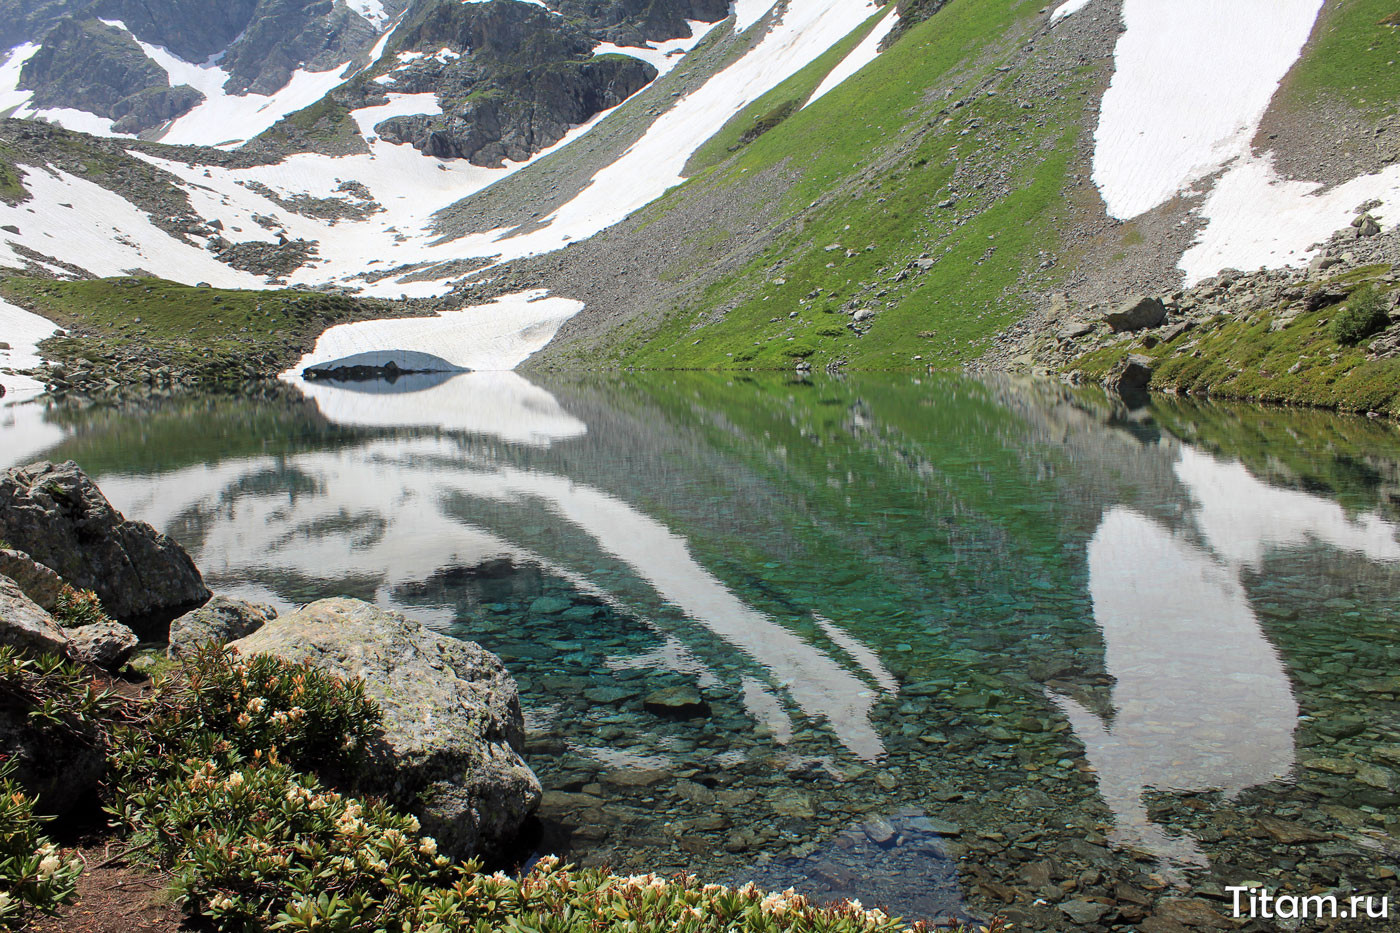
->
[5,371,1399,931]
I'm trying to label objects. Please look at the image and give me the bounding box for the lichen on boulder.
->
[230,598,541,859]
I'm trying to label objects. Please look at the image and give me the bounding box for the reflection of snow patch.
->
[1057,507,1297,870]
[1093,0,1323,220]
[1175,446,1400,567]
[804,7,897,108]
[292,371,588,446]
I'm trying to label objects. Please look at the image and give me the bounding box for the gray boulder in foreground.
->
[230,598,541,858]
[168,595,277,659]
[0,549,66,612]
[0,461,210,623]
[0,575,69,657]
[67,622,140,669]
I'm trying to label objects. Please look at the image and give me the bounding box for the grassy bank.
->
[0,275,416,392]
[1068,267,1400,418]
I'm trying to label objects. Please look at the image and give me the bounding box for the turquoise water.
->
[4,372,1400,929]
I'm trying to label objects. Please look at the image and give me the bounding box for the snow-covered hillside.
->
[1,0,1397,380]
[1067,0,1400,283]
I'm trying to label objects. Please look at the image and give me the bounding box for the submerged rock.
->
[230,598,541,859]
[168,595,276,659]
[643,685,711,719]
[0,461,210,624]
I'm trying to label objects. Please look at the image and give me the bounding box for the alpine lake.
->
[3,370,1399,931]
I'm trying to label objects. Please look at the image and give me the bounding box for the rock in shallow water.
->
[643,685,711,719]
[0,461,210,624]
[230,597,541,859]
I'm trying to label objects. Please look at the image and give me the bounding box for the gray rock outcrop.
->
[0,548,66,612]
[1104,353,1155,397]
[67,621,139,669]
[230,598,541,858]
[0,575,70,658]
[1103,295,1167,333]
[0,461,210,625]
[168,595,276,659]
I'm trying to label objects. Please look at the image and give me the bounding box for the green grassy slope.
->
[0,276,406,384]
[1273,0,1400,115]
[593,0,1094,371]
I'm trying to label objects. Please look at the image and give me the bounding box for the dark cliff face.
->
[375,55,656,165]
[6,0,716,158]
[216,0,378,95]
[18,17,206,132]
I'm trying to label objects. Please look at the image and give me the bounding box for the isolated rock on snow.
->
[67,621,139,669]
[0,461,210,624]
[0,548,66,612]
[230,598,541,858]
[0,575,70,657]
[1102,295,1166,332]
[168,595,277,659]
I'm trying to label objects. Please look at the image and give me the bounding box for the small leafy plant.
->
[1330,286,1391,345]
[52,585,112,628]
[0,761,83,930]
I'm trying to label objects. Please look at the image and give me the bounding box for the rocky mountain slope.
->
[0,0,1397,412]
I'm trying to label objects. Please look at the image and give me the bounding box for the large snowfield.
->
[1074,0,1400,282]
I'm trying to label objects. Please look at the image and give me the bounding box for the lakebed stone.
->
[230,597,541,858]
[0,461,210,624]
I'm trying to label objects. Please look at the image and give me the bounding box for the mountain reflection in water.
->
[4,372,1400,928]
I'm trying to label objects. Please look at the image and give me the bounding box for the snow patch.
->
[1093,0,1324,220]
[592,20,719,77]
[434,0,883,267]
[733,0,780,35]
[1050,0,1092,23]
[349,0,389,29]
[804,6,897,108]
[286,290,584,374]
[0,44,40,115]
[0,165,265,285]
[1180,154,1400,284]
[0,296,57,399]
